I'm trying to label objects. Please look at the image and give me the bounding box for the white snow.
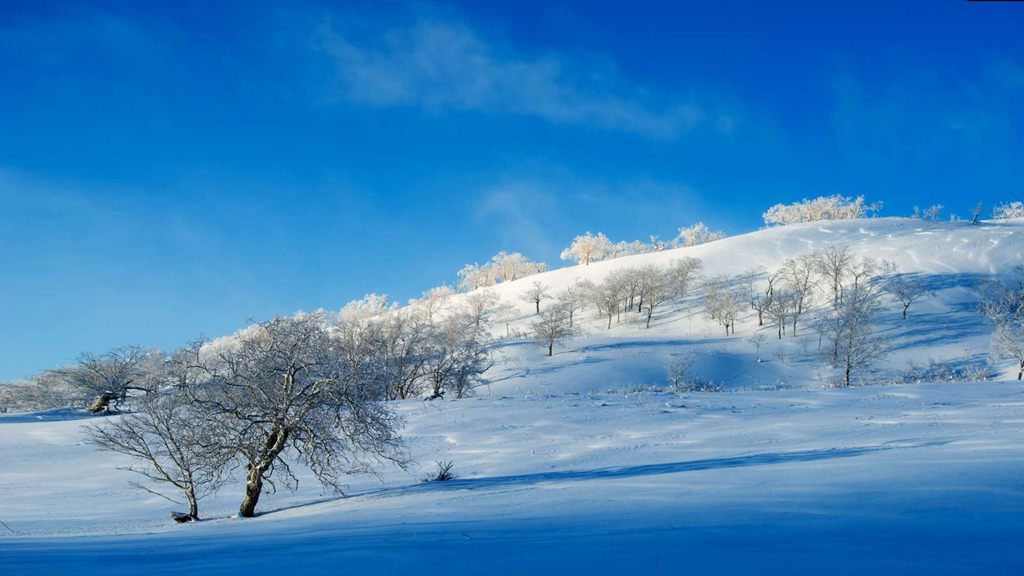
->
[2,218,1024,574]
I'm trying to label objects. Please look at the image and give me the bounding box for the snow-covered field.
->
[3,218,1024,574]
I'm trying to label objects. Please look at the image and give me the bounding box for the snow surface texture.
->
[2,218,1024,574]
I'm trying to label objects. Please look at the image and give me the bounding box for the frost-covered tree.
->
[410,286,455,322]
[494,302,519,337]
[560,232,613,266]
[666,352,697,392]
[421,311,493,400]
[637,265,672,328]
[674,223,725,247]
[462,289,501,329]
[532,308,577,356]
[86,356,232,521]
[667,257,704,298]
[340,293,393,321]
[763,195,882,226]
[766,289,798,339]
[742,266,778,327]
[186,313,405,518]
[456,252,548,291]
[520,280,551,315]
[980,265,1024,379]
[703,275,743,335]
[814,287,888,387]
[993,202,1024,220]
[592,275,626,329]
[813,244,855,304]
[556,279,594,328]
[53,345,160,413]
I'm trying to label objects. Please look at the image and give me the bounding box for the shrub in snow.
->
[422,460,458,483]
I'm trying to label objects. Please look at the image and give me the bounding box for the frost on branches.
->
[762,195,882,227]
[457,252,548,292]
[993,202,1024,220]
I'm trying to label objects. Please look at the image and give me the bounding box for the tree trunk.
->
[239,466,265,517]
[903,305,909,320]
[89,394,114,413]
[535,300,540,314]
[547,342,553,356]
[1017,359,1023,380]
[187,487,199,520]
[845,366,851,388]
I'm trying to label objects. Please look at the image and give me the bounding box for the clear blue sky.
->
[1,0,1022,381]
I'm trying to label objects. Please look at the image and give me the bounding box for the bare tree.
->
[970,202,984,225]
[422,312,493,399]
[813,244,855,304]
[744,334,765,362]
[703,275,743,335]
[591,275,625,329]
[86,357,231,520]
[742,266,778,327]
[813,287,888,387]
[520,281,551,315]
[532,308,577,356]
[556,279,594,328]
[54,346,159,413]
[638,266,673,328]
[462,289,501,329]
[494,302,519,337]
[667,257,704,298]
[766,289,797,339]
[666,352,697,392]
[187,313,406,518]
[887,275,932,320]
[981,265,1024,379]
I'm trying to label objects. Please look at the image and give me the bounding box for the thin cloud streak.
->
[316,18,712,139]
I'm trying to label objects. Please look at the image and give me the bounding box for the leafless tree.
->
[766,289,798,339]
[532,308,577,356]
[887,275,932,320]
[591,275,625,329]
[667,257,704,298]
[703,275,742,335]
[970,202,984,225]
[422,312,493,399]
[53,345,159,413]
[186,313,406,518]
[666,352,697,392]
[813,286,888,387]
[556,279,593,328]
[742,266,777,326]
[85,356,231,520]
[520,281,551,315]
[462,289,501,329]
[638,266,673,328]
[813,244,855,304]
[980,265,1024,379]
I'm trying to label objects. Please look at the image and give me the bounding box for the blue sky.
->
[1,0,1022,381]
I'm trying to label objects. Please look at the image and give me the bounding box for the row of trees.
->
[57,289,510,520]
[763,195,883,227]
[456,251,548,292]
[558,223,726,267]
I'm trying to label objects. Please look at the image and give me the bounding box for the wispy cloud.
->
[316,17,721,139]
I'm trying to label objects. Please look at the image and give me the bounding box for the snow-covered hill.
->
[2,217,1024,575]
[482,217,1024,394]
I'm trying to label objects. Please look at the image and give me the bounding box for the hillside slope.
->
[481,217,1024,394]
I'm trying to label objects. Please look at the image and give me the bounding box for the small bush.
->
[423,460,458,483]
